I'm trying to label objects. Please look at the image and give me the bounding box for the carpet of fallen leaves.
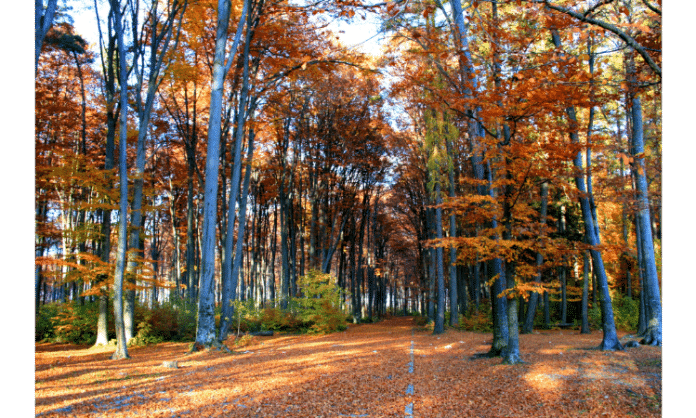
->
[35,316,661,417]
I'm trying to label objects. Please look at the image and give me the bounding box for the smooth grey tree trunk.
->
[581,249,591,334]
[124,0,187,340]
[110,0,130,360]
[426,208,436,322]
[551,31,622,351]
[449,0,508,356]
[35,0,58,73]
[219,13,253,339]
[567,104,622,351]
[434,183,446,334]
[194,0,247,348]
[219,130,255,342]
[446,137,458,327]
[93,3,118,346]
[629,96,661,346]
[522,181,549,334]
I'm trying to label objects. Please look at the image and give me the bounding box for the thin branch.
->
[543,0,661,78]
[583,0,615,17]
[641,0,661,15]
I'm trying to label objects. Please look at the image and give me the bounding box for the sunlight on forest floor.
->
[35,317,661,417]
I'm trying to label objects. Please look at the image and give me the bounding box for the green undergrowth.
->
[36,299,198,345]
[37,271,351,345]
[225,270,349,335]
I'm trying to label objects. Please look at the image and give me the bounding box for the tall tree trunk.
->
[558,205,568,325]
[219,15,253,338]
[450,0,508,355]
[569,103,622,351]
[110,0,130,359]
[194,0,247,348]
[581,249,591,334]
[486,160,509,357]
[522,181,549,334]
[184,164,197,301]
[446,137,458,327]
[35,0,58,73]
[220,130,255,341]
[219,93,254,340]
[629,95,661,346]
[426,208,436,322]
[93,8,118,346]
[124,0,187,340]
[552,31,622,351]
[434,183,445,334]
[268,204,277,306]
[279,186,290,309]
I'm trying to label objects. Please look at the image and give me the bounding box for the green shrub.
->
[587,295,639,332]
[230,299,264,334]
[260,307,303,332]
[132,300,192,342]
[36,299,196,345]
[459,304,493,333]
[36,303,60,342]
[52,302,99,344]
[612,295,639,331]
[412,314,429,327]
[588,304,602,330]
[129,311,164,346]
[294,270,348,334]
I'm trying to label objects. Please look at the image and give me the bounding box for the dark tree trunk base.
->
[640,330,661,347]
[189,340,232,354]
[110,350,130,360]
[471,344,507,359]
[501,353,526,365]
[597,339,624,351]
[470,351,498,360]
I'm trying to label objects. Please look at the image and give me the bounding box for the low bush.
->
[51,302,99,344]
[587,294,639,332]
[412,314,430,327]
[36,299,197,345]
[36,303,60,342]
[260,307,303,332]
[294,270,348,334]
[613,295,639,331]
[130,311,164,346]
[459,304,494,333]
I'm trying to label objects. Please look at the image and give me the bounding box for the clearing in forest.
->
[35,316,661,417]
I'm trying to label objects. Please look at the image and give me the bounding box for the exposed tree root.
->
[597,339,624,351]
[640,331,661,347]
[188,340,232,354]
[501,353,527,365]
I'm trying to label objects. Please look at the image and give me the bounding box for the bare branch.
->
[641,0,661,15]
[583,0,615,18]
[543,1,661,78]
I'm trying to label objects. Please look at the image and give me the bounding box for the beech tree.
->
[110,0,130,360]
[194,0,248,348]
[35,0,660,369]
[35,0,59,72]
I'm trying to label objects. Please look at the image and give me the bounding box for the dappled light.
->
[36,317,660,417]
[35,0,662,415]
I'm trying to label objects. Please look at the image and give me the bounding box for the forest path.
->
[35,317,661,417]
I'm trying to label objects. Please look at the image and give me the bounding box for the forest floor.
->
[35,316,661,417]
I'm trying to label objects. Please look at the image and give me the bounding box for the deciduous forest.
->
[34,0,664,416]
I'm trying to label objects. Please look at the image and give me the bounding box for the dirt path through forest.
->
[35,316,661,417]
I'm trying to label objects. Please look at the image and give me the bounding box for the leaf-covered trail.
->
[35,317,661,417]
